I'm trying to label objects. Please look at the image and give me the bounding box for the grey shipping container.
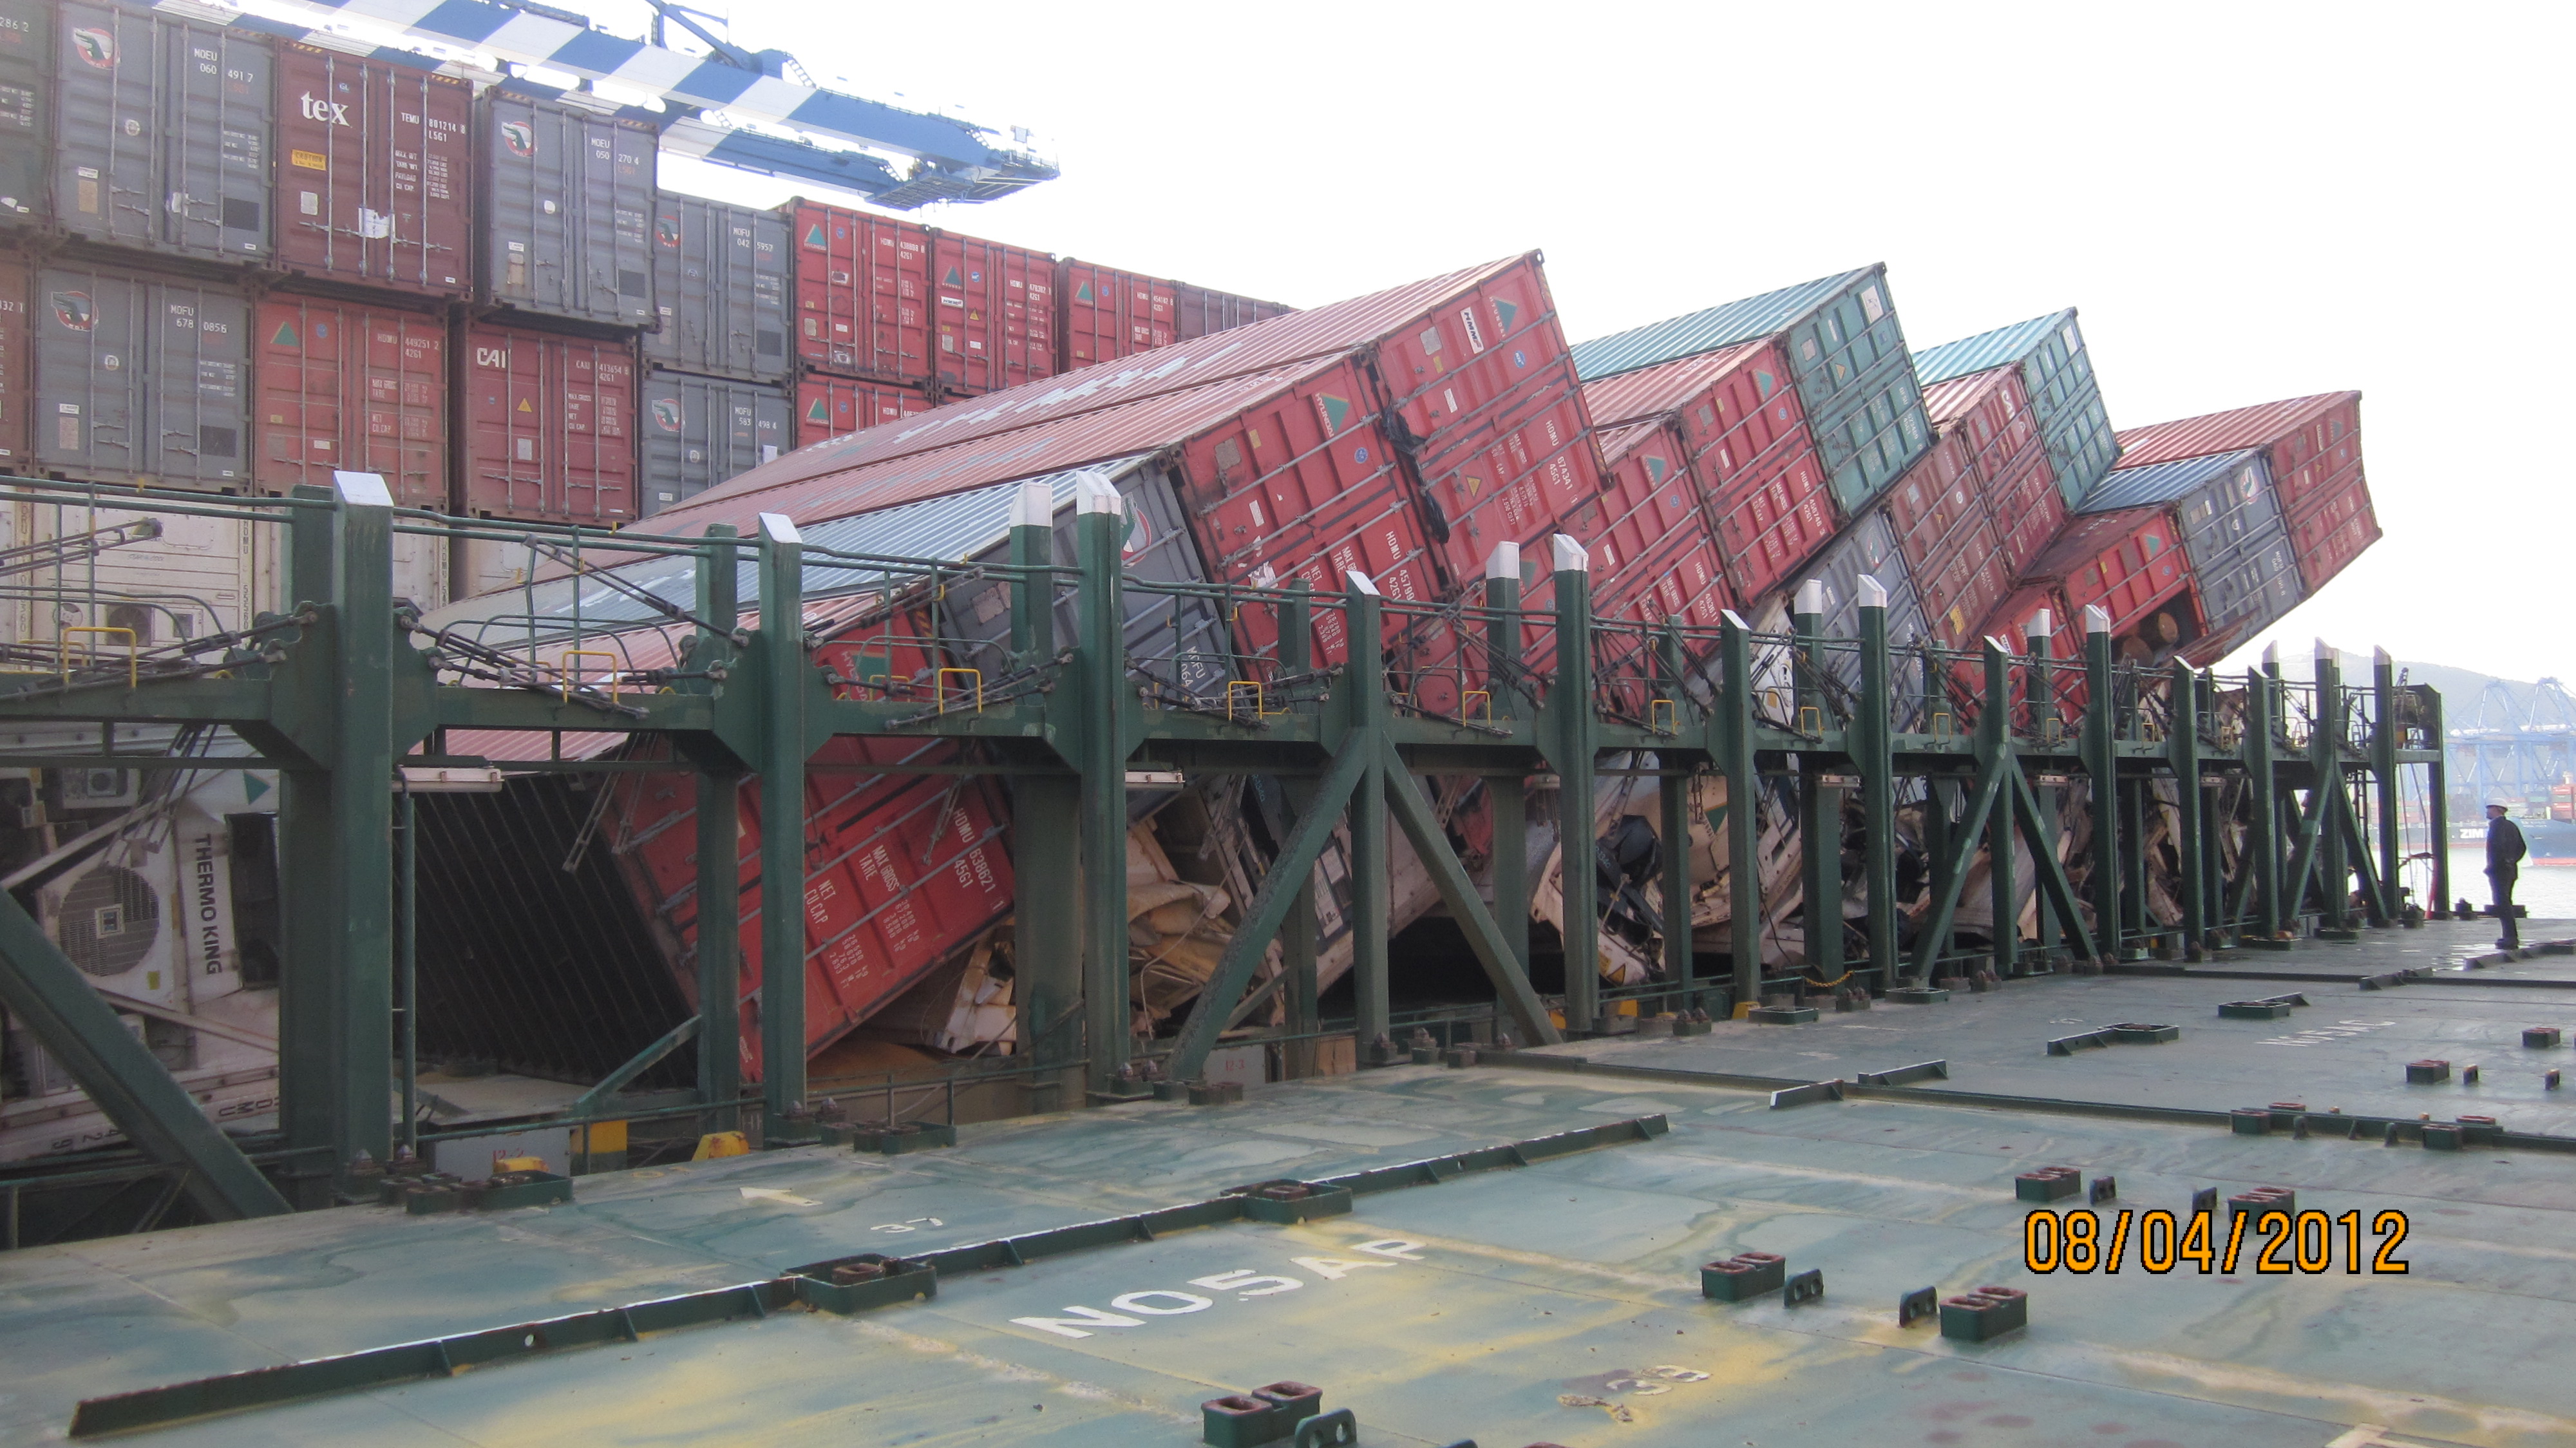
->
[903,455,1231,708]
[53,1,270,259]
[2189,530,2303,642]
[1913,309,2119,506]
[0,0,47,223]
[1758,508,1931,704]
[2079,449,2300,637]
[645,193,788,381]
[638,371,788,516]
[33,263,248,486]
[480,90,652,327]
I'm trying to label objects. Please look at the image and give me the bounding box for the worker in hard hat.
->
[2487,802,2528,948]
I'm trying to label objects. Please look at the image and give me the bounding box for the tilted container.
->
[1914,310,2119,506]
[0,0,50,225]
[0,488,281,646]
[1578,419,1735,638]
[458,319,636,524]
[646,194,789,383]
[1574,266,1931,517]
[2020,506,2199,649]
[2110,392,2371,595]
[53,0,271,260]
[789,200,929,383]
[253,294,446,506]
[272,42,471,296]
[33,262,248,486]
[478,89,652,327]
[1580,339,1836,604]
[1768,508,1930,695]
[639,372,787,516]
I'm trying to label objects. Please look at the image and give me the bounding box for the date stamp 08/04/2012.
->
[2023,1206,2412,1275]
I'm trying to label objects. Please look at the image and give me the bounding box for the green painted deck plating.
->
[5,919,2575,1447]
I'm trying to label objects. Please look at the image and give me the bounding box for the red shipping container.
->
[1172,356,1443,667]
[254,296,445,506]
[2022,506,2193,636]
[1582,339,1835,602]
[1578,421,1721,593]
[272,44,473,296]
[0,256,26,470]
[929,229,1054,397]
[2113,392,2363,519]
[705,254,1565,526]
[790,200,931,383]
[1060,261,1295,370]
[612,734,1014,1074]
[1913,518,2013,649]
[1173,280,1295,340]
[795,374,931,448]
[1880,438,1987,573]
[1917,365,2064,576]
[2283,472,2380,592]
[460,321,636,524]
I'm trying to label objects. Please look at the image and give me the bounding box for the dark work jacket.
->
[2489,817,2528,875]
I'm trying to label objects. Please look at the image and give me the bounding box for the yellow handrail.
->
[558,649,621,702]
[936,667,984,713]
[59,627,138,689]
[1464,689,1492,721]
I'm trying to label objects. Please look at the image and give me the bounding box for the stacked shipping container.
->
[0,0,2399,1079]
[2076,450,2303,663]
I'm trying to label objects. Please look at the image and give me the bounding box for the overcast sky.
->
[614,0,2565,683]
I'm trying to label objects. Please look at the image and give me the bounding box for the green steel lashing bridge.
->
[0,473,2448,1226]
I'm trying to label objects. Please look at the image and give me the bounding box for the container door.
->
[147,281,246,486]
[35,268,139,476]
[53,3,158,249]
[559,340,634,524]
[160,17,267,258]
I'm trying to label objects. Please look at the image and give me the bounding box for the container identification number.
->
[2023,1208,2409,1275]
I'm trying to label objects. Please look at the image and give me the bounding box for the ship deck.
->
[5,918,2574,1448]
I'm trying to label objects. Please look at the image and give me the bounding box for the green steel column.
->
[1857,578,1897,985]
[1548,535,1598,1033]
[2427,687,2452,917]
[1657,618,1693,999]
[1074,479,1132,1092]
[2315,642,2352,936]
[694,524,742,1126]
[1278,582,1319,1071]
[1482,547,1528,978]
[2024,613,2061,962]
[1793,584,1837,984]
[286,473,395,1169]
[1009,479,1056,660]
[2168,661,2206,960]
[755,511,810,1121]
[1007,484,1080,1074]
[276,490,338,1191]
[1984,638,2018,976]
[2081,605,2121,962]
[1719,609,1760,1009]
[1344,571,1392,1054]
[2246,666,2284,940]
[2372,646,2403,922]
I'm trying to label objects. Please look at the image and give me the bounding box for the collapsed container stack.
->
[0,0,2390,1104]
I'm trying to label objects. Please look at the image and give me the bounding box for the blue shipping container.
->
[1913,309,2119,507]
[2079,449,2302,640]
[1575,267,1930,519]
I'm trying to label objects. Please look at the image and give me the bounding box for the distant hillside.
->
[2262,654,2571,725]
